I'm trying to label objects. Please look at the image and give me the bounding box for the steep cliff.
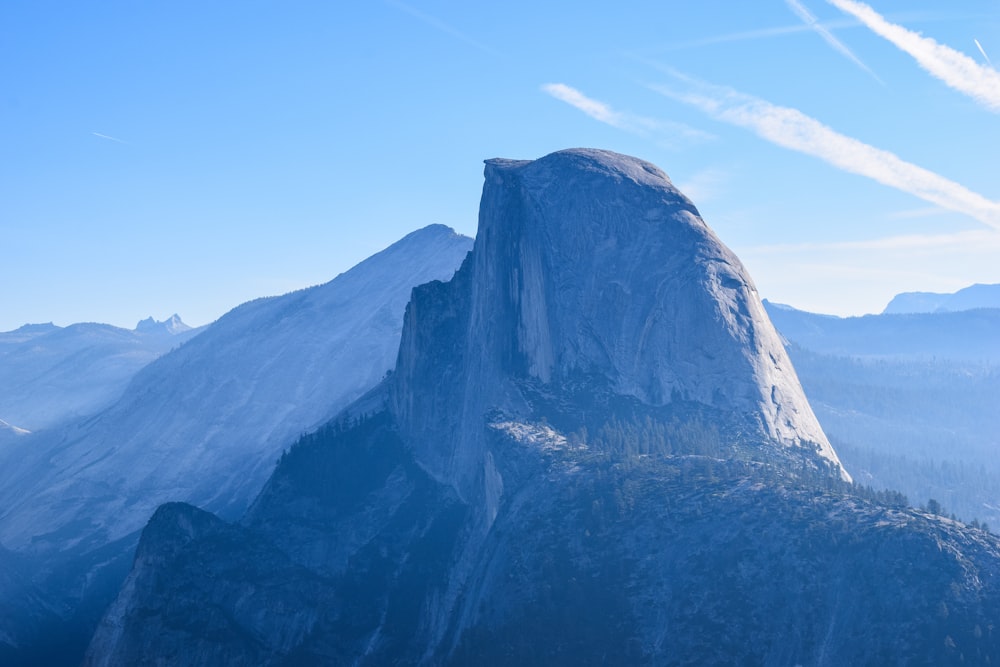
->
[392,149,846,509]
[88,150,1000,667]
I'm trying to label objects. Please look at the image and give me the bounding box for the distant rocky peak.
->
[390,149,849,502]
[883,283,1000,314]
[135,314,191,335]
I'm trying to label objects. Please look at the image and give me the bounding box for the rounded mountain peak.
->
[394,148,850,491]
[485,148,693,209]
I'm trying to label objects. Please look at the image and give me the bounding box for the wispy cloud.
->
[385,0,500,57]
[91,131,127,144]
[827,0,1000,111]
[648,73,1000,230]
[974,38,994,68]
[784,0,881,81]
[542,83,630,129]
[541,83,715,145]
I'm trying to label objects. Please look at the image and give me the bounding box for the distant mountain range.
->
[83,150,1000,666]
[763,299,1000,530]
[883,282,1000,314]
[764,299,1000,362]
[0,224,472,664]
[1,166,997,665]
[0,224,473,553]
[0,316,201,432]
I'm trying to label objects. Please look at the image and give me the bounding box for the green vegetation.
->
[271,410,404,512]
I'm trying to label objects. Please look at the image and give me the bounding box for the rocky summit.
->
[85,150,1000,666]
[391,148,847,506]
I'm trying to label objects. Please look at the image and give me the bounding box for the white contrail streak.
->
[827,0,1000,112]
[91,132,127,144]
[541,83,715,143]
[541,83,628,129]
[385,0,501,57]
[784,0,881,81]
[649,75,1000,230]
[974,38,994,68]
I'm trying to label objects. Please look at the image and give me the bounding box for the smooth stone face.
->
[392,148,848,500]
[92,151,1000,667]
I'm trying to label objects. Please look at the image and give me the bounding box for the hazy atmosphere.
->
[4,4,1000,665]
[3,0,998,331]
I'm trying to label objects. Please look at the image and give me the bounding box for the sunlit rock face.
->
[392,148,847,501]
[90,150,923,667]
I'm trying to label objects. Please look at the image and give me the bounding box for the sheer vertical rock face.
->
[94,151,1000,667]
[392,148,847,499]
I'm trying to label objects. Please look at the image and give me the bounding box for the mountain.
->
[763,299,1000,529]
[0,224,472,665]
[787,346,1000,523]
[0,545,53,665]
[0,224,472,553]
[0,316,201,431]
[90,452,1000,666]
[764,299,1000,362]
[134,314,191,335]
[389,150,847,504]
[884,283,1000,314]
[87,150,1000,667]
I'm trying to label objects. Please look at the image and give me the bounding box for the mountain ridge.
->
[392,149,847,506]
[86,150,978,666]
[0,224,473,665]
[764,299,1000,362]
[0,223,473,553]
[762,296,1000,532]
[883,282,1000,314]
[0,316,203,431]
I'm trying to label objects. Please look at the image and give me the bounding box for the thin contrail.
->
[385,0,501,57]
[784,0,882,82]
[974,38,994,68]
[541,82,716,145]
[827,0,1000,112]
[647,71,1000,230]
[91,132,127,144]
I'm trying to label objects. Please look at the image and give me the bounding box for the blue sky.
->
[2,0,998,331]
